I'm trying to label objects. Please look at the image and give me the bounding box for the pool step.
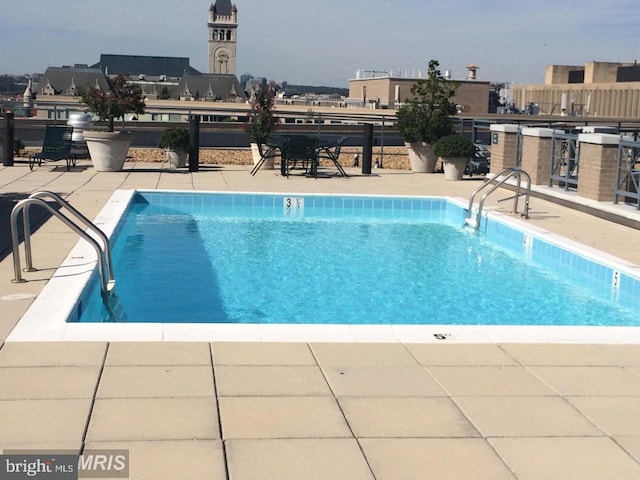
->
[105,292,128,322]
[464,217,479,229]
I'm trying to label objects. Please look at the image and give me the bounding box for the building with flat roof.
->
[348,66,490,114]
[512,61,640,117]
[91,54,200,80]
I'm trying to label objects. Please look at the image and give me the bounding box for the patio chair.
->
[280,135,319,177]
[316,136,348,177]
[250,140,281,176]
[30,125,77,171]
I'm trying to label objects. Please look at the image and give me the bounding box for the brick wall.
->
[521,134,553,185]
[578,142,621,201]
[490,130,518,173]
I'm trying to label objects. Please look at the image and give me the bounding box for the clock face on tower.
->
[217,51,229,62]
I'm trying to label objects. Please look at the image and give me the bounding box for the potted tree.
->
[158,126,190,168]
[433,134,475,180]
[81,75,145,171]
[396,60,458,173]
[245,84,277,169]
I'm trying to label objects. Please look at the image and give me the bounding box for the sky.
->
[1,0,639,87]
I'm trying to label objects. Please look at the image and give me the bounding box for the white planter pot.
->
[84,130,133,171]
[442,156,468,180]
[405,142,437,173]
[251,143,274,169]
[165,148,188,168]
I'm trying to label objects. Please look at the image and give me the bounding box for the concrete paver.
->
[226,438,374,480]
[211,342,316,365]
[0,398,92,445]
[105,342,211,366]
[322,365,446,397]
[405,343,518,366]
[96,365,215,398]
[0,300,36,341]
[85,440,227,480]
[594,344,640,366]
[215,365,332,396]
[455,396,604,437]
[615,436,640,463]
[219,396,352,439]
[86,397,219,442]
[0,366,100,399]
[489,437,640,480]
[339,396,479,438]
[0,341,106,366]
[427,366,557,396]
[0,443,81,454]
[500,343,618,366]
[567,397,640,435]
[528,366,640,396]
[360,438,517,480]
[310,343,419,367]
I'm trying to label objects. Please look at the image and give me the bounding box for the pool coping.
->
[7,189,640,344]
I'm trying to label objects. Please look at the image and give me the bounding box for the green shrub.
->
[158,127,190,150]
[433,134,475,157]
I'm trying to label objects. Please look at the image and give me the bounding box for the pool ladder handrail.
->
[465,167,532,231]
[10,191,115,299]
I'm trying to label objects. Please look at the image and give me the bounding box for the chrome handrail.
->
[465,167,531,230]
[26,191,115,284]
[10,194,115,298]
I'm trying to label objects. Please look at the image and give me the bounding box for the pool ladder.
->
[465,167,532,231]
[10,191,116,301]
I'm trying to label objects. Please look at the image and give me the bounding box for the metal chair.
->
[316,136,348,177]
[249,140,281,176]
[280,135,319,177]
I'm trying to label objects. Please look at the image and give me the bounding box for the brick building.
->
[348,66,490,114]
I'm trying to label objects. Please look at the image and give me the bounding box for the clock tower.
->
[208,0,238,74]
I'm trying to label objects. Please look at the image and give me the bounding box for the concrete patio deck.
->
[2,160,640,479]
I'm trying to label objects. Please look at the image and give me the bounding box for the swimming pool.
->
[8,190,640,342]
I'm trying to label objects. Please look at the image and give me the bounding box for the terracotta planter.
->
[442,156,468,180]
[405,142,437,173]
[84,130,133,171]
[251,143,274,169]
[165,148,188,168]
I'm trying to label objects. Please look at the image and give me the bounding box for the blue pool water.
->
[75,192,640,326]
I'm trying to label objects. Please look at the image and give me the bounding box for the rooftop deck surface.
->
[1,160,640,479]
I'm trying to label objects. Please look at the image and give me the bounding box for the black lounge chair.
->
[30,125,76,171]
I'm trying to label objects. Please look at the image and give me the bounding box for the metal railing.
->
[10,191,115,299]
[615,139,640,210]
[550,132,580,191]
[465,167,531,231]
